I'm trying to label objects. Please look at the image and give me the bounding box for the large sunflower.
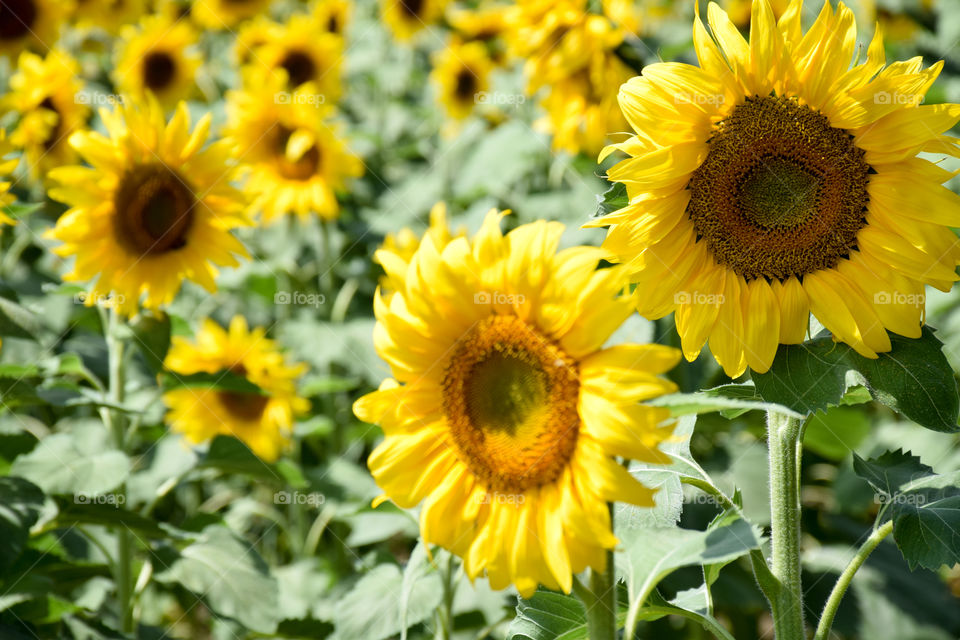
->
[4,49,88,180]
[224,70,362,223]
[164,316,309,462]
[376,201,465,291]
[354,210,680,596]
[0,0,67,58]
[430,40,494,121]
[591,0,960,378]
[46,99,249,316]
[114,15,201,110]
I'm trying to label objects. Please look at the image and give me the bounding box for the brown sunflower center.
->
[441,315,580,493]
[280,50,316,87]
[273,126,320,181]
[453,69,477,102]
[0,0,36,40]
[143,52,176,91]
[687,95,871,281]
[219,364,269,421]
[399,0,424,18]
[326,15,341,33]
[113,163,195,256]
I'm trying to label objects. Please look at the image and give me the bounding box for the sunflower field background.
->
[1,0,960,638]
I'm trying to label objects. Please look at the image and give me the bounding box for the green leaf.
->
[399,542,442,640]
[803,406,871,461]
[0,294,40,340]
[852,449,935,497]
[155,525,280,634]
[594,181,628,218]
[0,476,45,573]
[10,421,130,496]
[199,435,282,481]
[2,202,43,220]
[331,563,439,640]
[128,313,171,374]
[55,500,166,539]
[507,590,589,640]
[649,384,804,419]
[890,486,960,571]
[753,327,959,432]
[159,370,263,395]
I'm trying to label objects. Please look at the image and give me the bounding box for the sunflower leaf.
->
[752,327,959,431]
[0,476,45,575]
[595,181,628,217]
[852,449,935,498]
[158,370,263,394]
[890,486,960,571]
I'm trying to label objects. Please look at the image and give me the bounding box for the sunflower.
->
[245,11,343,97]
[354,210,680,596]
[4,49,88,180]
[376,201,465,291]
[382,0,448,41]
[235,14,280,65]
[46,99,249,316]
[0,0,67,58]
[448,5,509,63]
[591,0,960,378]
[225,70,362,223]
[0,130,19,222]
[190,0,269,29]
[163,316,309,462]
[431,40,494,120]
[114,15,201,110]
[71,0,146,34]
[313,0,352,36]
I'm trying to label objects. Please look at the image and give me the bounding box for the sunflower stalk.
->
[765,411,805,640]
[573,505,617,640]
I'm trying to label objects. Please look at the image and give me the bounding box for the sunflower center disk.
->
[454,70,477,102]
[114,164,195,256]
[143,52,176,91]
[687,96,871,281]
[442,315,580,494]
[400,0,424,18]
[0,0,36,40]
[274,126,321,181]
[280,50,317,87]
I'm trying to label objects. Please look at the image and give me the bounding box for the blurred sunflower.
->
[376,201,464,291]
[448,5,508,63]
[313,0,352,36]
[71,0,146,33]
[354,210,679,597]
[430,40,494,120]
[234,14,278,65]
[114,15,201,110]
[592,0,960,378]
[164,316,309,462]
[225,70,362,223]
[46,99,249,316]
[382,0,448,41]
[0,130,18,221]
[0,0,67,57]
[247,11,343,97]
[4,49,88,179]
[190,0,269,29]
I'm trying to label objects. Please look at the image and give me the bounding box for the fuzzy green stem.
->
[767,411,805,640]
[814,520,893,640]
[435,553,456,640]
[573,545,617,640]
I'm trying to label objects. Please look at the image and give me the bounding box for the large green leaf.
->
[852,450,935,498]
[0,476,45,573]
[507,591,590,640]
[649,384,803,419]
[155,525,280,634]
[399,542,442,640]
[891,487,960,571]
[199,435,283,481]
[753,327,959,432]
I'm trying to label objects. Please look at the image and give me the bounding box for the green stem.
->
[105,310,134,634]
[766,411,806,640]
[573,543,616,640]
[316,218,335,319]
[814,520,893,640]
[436,553,456,640]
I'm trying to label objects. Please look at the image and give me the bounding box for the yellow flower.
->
[313,0,352,36]
[0,0,68,58]
[591,0,960,378]
[376,202,465,291]
[244,10,344,98]
[382,0,448,41]
[71,0,146,34]
[430,40,494,120]
[354,210,680,597]
[225,69,362,223]
[46,99,249,316]
[190,0,269,29]
[0,130,19,221]
[114,15,201,110]
[4,49,88,180]
[448,4,509,63]
[164,316,309,462]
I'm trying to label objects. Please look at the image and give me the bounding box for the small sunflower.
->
[591,0,960,378]
[0,0,67,58]
[354,210,680,596]
[46,99,249,316]
[448,5,509,63]
[246,11,343,97]
[0,130,19,222]
[164,316,309,462]
[114,15,201,110]
[382,0,448,41]
[190,0,270,29]
[376,201,465,292]
[313,0,352,36]
[225,70,362,223]
[235,14,280,65]
[71,0,146,34]
[431,40,494,120]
